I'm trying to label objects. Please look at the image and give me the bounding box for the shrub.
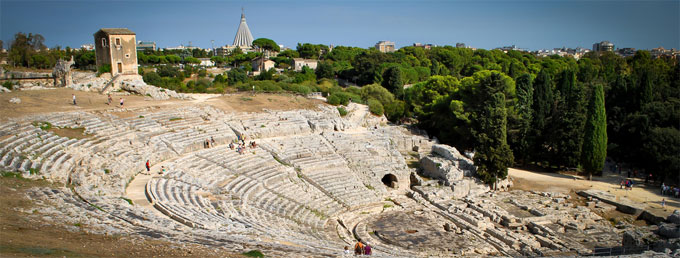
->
[96,64,111,76]
[367,98,384,116]
[242,250,264,258]
[2,81,14,90]
[337,107,348,116]
[327,91,362,106]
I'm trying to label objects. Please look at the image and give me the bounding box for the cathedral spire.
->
[233,8,254,47]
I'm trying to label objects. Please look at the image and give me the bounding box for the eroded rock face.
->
[120,80,192,100]
[420,144,475,183]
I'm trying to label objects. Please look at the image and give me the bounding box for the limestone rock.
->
[667,210,680,224]
[121,80,193,100]
[9,97,21,104]
[658,223,680,239]
[0,86,10,92]
[623,229,647,248]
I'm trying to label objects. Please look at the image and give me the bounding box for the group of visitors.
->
[229,137,256,155]
[143,160,166,176]
[204,137,216,149]
[620,179,634,190]
[343,242,371,256]
[661,183,680,198]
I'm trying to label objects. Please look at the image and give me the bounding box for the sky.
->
[1,0,679,51]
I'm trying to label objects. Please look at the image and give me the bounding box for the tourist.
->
[211,136,215,146]
[343,246,351,256]
[363,242,372,255]
[354,242,364,255]
[72,94,76,105]
[620,180,625,189]
[662,198,665,208]
[159,165,165,175]
[145,160,150,174]
[120,98,124,108]
[662,183,666,195]
[107,94,112,105]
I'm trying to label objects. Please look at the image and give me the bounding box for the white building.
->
[292,58,318,71]
[198,58,215,67]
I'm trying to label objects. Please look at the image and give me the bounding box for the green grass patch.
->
[139,115,144,118]
[1,171,24,179]
[28,168,40,175]
[121,197,133,205]
[240,97,253,101]
[310,209,327,219]
[32,121,52,131]
[242,250,264,257]
[169,117,182,121]
[89,203,104,212]
[104,169,110,174]
[383,204,393,209]
[364,184,375,190]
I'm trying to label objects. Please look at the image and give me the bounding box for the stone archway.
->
[381,174,398,189]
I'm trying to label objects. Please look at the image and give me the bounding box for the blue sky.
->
[1,0,678,51]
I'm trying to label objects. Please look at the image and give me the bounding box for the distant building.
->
[292,58,318,71]
[81,44,95,51]
[375,41,396,53]
[616,48,636,57]
[498,45,528,52]
[164,45,201,51]
[251,56,275,72]
[593,41,614,52]
[197,58,215,67]
[456,43,466,48]
[413,43,434,50]
[137,41,157,51]
[94,28,138,76]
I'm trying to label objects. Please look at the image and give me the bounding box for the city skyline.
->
[1,0,678,51]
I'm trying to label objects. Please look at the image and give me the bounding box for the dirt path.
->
[509,168,679,217]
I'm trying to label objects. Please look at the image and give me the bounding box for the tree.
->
[510,73,533,165]
[252,38,280,53]
[227,68,248,85]
[296,43,327,59]
[474,91,514,187]
[581,83,607,180]
[381,66,404,99]
[529,69,554,161]
[315,61,334,79]
[548,69,585,168]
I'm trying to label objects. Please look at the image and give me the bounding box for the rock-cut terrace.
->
[0,94,674,257]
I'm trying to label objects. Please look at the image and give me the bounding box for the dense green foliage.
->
[581,83,607,179]
[367,98,384,116]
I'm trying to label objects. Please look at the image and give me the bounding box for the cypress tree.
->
[474,92,514,188]
[581,83,607,180]
[530,69,554,162]
[511,73,533,165]
[549,69,585,168]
